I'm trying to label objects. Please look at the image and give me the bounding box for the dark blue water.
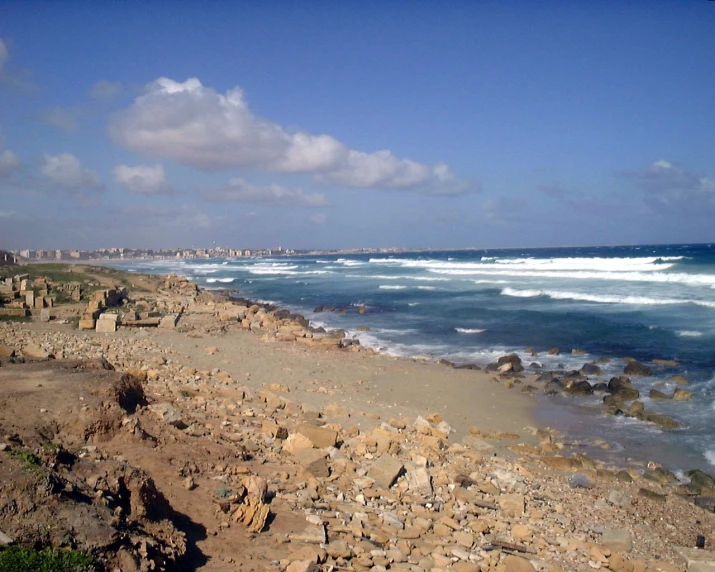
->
[117,243,715,472]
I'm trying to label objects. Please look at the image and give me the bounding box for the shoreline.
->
[2,263,715,570]
[10,259,710,473]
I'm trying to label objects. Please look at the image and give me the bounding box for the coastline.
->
[2,263,715,570]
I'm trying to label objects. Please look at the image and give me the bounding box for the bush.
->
[0,547,96,572]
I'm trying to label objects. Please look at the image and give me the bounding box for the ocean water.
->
[115,244,715,473]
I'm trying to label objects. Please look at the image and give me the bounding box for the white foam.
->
[369,256,683,273]
[205,278,235,283]
[677,330,705,337]
[500,288,715,309]
[417,286,437,290]
[429,268,715,287]
[455,328,486,334]
[379,285,407,290]
[705,450,715,468]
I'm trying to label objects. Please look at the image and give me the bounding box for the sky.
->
[1,1,714,251]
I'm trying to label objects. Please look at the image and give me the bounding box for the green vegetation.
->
[0,547,96,572]
[179,390,191,398]
[0,264,92,284]
[8,448,42,470]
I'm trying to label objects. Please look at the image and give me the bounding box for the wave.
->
[706,450,715,468]
[455,328,486,334]
[344,273,451,282]
[501,288,715,308]
[205,278,235,283]
[379,285,407,290]
[429,268,715,287]
[417,286,437,290]
[677,330,705,337]
[369,256,683,273]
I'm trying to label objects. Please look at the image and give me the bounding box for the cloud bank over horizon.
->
[110,77,478,197]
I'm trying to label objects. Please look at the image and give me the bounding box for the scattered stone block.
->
[40,308,51,322]
[601,528,633,553]
[296,422,338,448]
[96,319,117,333]
[78,318,96,330]
[232,495,269,533]
[675,547,715,572]
[158,314,180,329]
[292,448,330,478]
[498,493,525,517]
[367,453,404,488]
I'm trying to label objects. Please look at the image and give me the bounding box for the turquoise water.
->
[115,243,715,472]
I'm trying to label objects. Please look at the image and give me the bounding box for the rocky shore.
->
[0,267,714,571]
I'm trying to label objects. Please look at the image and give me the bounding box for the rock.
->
[608,376,639,399]
[670,374,690,385]
[0,345,15,359]
[503,554,535,571]
[649,389,670,400]
[158,314,180,329]
[581,363,602,375]
[607,554,634,572]
[568,473,593,488]
[406,467,432,495]
[283,433,314,454]
[498,493,525,516]
[292,448,330,478]
[286,561,319,572]
[243,475,268,501]
[296,423,338,448]
[498,353,522,365]
[601,529,632,553]
[623,360,652,377]
[148,403,187,429]
[653,359,678,367]
[22,343,52,359]
[673,388,694,401]
[511,524,532,541]
[687,470,715,492]
[183,477,196,490]
[232,496,269,533]
[674,546,715,572]
[367,454,404,488]
[326,539,353,559]
[293,523,327,543]
[566,380,593,395]
[0,529,14,545]
[608,490,630,507]
[40,308,51,322]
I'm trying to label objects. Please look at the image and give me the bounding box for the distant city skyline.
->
[1,2,714,250]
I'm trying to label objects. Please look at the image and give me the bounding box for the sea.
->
[112,243,715,474]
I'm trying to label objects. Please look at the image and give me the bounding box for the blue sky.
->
[1,1,714,250]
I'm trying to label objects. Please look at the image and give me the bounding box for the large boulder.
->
[623,360,652,377]
[608,376,640,400]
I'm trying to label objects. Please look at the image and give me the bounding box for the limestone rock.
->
[503,554,535,572]
[292,448,330,478]
[601,528,632,553]
[286,561,319,572]
[232,496,270,533]
[296,423,338,448]
[243,475,268,501]
[367,453,404,488]
[673,388,694,401]
[498,493,525,517]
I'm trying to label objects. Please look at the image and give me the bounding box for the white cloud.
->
[204,177,327,207]
[90,80,123,100]
[0,149,19,177]
[112,163,172,194]
[622,160,715,208]
[40,153,102,191]
[111,77,478,194]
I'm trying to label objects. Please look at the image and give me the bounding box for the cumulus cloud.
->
[111,77,477,195]
[112,163,172,195]
[204,177,327,207]
[40,153,102,191]
[622,160,715,210]
[90,80,123,100]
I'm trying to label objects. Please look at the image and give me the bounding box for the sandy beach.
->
[1,265,714,571]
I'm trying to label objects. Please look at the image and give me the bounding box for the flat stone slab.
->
[367,453,404,488]
[676,547,715,572]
